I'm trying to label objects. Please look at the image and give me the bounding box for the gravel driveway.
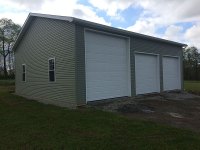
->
[88,91,200,132]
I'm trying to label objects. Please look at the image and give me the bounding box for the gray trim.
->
[160,55,163,92]
[130,37,136,96]
[181,49,184,90]
[75,25,86,106]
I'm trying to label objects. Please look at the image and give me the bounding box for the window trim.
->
[22,64,26,82]
[48,57,56,82]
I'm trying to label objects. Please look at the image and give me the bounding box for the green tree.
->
[0,18,21,77]
[183,46,200,80]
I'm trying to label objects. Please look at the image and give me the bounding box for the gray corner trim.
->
[181,50,184,91]
[159,55,164,92]
[130,37,135,96]
[75,25,86,105]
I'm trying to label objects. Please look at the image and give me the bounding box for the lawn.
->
[184,80,200,92]
[0,79,15,86]
[0,81,200,149]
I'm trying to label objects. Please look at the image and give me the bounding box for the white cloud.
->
[88,0,136,18]
[138,0,200,24]
[163,25,184,42]
[88,0,200,23]
[1,0,200,50]
[184,23,200,48]
[6,0,49,10]
[0,1,29,25]
[39,0,111,25]
[0,0,110,26]
[127,19,156,36]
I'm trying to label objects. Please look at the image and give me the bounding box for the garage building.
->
[13,13,186,108]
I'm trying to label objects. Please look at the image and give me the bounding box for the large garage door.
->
[163,56,181,91]
[135,53,160,95]
[85,31,131,102]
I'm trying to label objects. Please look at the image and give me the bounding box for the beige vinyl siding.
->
[15,17,76,108]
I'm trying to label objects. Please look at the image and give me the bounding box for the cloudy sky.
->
[0,0,200,49]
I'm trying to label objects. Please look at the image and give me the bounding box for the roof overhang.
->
[13,13,187,51]
[72,17,187,47]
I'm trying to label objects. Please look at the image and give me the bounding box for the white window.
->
[48,58,55,82]
[22,64,26,82]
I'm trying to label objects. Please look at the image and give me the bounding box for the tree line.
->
[0,18,200,80]
[183,46,200,81]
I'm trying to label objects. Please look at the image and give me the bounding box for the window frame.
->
[22,64,26,82]
[48,57,56,82]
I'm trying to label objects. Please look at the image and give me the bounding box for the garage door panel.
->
[85,31,130,101]
[86,55,126,63]
[163,57,181,91]
[135,53,160,95]
[86,64,127,72]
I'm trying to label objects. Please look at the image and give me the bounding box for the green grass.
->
[184,80,200,92]
[0,79,15,86]
[0,83,200,149]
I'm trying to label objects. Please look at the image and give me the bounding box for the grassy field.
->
[0,79,15,86]
[184,80,200,92]
[0,81,200,149]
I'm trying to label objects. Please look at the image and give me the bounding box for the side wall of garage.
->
[130,37,183,95]
[15,17,77,108]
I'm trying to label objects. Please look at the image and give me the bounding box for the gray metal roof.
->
[13,13,187,51]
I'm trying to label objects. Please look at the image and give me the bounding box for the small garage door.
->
[135,53,160,94]
[163,56,181,91]
[85,31,131,102]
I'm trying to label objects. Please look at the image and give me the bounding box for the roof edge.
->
[72,17,187,47]
[13,13,187,51]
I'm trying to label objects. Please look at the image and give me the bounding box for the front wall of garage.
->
[75,25,183,104]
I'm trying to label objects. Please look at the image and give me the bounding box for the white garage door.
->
[85,31,131,102]
[163,56,181,91]
[135,53,160,95]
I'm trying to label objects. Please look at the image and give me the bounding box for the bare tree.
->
[0,18,21,77]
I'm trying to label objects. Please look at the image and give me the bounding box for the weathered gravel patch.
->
[161,91,200,101]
